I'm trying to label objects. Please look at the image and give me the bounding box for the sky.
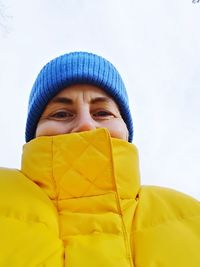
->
[0,0,200,199]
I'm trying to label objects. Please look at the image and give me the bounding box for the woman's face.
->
[35,84,129,141]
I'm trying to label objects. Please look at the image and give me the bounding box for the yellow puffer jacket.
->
[0,129,200,267]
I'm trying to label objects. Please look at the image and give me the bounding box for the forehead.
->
[54,84,112,99]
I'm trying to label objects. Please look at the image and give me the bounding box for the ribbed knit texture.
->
[25,52,133,142]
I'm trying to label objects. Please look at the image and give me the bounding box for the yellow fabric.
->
[0,128,200,267]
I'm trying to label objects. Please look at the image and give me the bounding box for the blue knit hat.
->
[25,52,133,142]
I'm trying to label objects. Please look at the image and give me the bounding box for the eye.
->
[49,110,74,120]
[93,110,114,119]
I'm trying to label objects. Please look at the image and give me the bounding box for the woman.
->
[0,51,200,267]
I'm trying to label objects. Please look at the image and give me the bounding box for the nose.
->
[71,109,96,133]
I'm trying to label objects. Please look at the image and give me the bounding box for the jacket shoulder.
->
[0,167,21,177]
[134,185,200,229]
[0,167,57,228]
[132,186,200,266]
[0,167,44,197]
[0,167,31,191]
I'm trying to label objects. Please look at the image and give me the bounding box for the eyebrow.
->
[51,97,73,105]
[90,96,111,104]
[51,96,111,105]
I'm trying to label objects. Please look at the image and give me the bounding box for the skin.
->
[35,84,129,141]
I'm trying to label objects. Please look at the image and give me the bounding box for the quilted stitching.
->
[52,131,113,199]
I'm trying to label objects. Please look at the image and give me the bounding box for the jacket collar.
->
[21,129,140,201]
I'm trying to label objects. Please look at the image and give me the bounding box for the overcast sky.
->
[0,0,200,199]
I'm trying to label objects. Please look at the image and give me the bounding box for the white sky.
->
[0,0,200,199]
